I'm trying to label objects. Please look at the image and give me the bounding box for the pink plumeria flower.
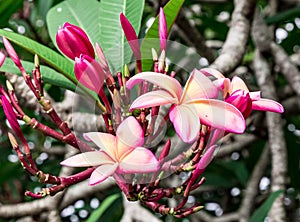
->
[201,68,284,118]
[56,22,95,60]
[126,69,246,143]
[61,116,159,185]
[159,7,167,52]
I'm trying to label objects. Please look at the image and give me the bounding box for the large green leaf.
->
[141,0,185,71]
[250,190,284,222]
[86,193,121,222]
[0,59,77,92]
[46,0,101,49]
[98,0,144,73]
[0,29,75,83]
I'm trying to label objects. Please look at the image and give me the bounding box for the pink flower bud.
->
[159,7,167,51]
[120,13,141,60]
[2,37,23,70]
[225,90,252,119]
[74,54,105,93]
[56,22,95,60]
[95,43,111,75]
[0,95,26,144]
[0,51,6,67]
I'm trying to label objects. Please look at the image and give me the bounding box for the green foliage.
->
[0,0,23,28]
[86,193,123,222]
[250,190,284,222]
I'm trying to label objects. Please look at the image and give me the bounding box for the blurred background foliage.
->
[0,0,299,221]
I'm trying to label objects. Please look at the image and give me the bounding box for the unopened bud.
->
[56,22,95,60]
[124,64,130,78]
[8,132,18,148]
[6,80,14,92]
[113,89,121,110]
[34,54,39,67]
[152,48,158,61]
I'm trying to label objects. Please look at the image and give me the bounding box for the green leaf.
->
[250,190,284,222]
[0,58,77,92]
[0,29,75,83]
[46,0,101,49]
[0,0,23,28]
[98,0,144,72]
[86,193,121,222]
[265,6,300,25]
[141,0,185,71]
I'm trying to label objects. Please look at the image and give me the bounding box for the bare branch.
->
[253,49,287,221]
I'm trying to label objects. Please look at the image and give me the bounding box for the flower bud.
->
[74,54,105,93]
[159,7,167,52]
[56,22,95,60]
[225,89,252,119]
[120,13,141,60]
[2,37,23,70]
[0,51,6,67]
[0,95,26,144]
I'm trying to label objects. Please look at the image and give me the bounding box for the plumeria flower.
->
[126,69,246,143]
[201,68,284,119]
[61,116,159,185]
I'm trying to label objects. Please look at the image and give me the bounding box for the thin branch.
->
[239,145,270,222]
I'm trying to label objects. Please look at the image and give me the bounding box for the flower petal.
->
[60,151,114,167]
[231,76,249,93]
[169,104,200,143]
[116,116,144,159]
[213,78,231,97]
[129,90,177,111]
[83,132,116,160]
[200,68,225,79]
[89,163,118,185]
[252,99,284,113]
[119,147,159,173]
[249,91,261,100]
[181,69,218,103]
[126,72,182,99]
[192,99,246,133]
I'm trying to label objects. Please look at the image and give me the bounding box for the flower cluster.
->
[0,8,284,217]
